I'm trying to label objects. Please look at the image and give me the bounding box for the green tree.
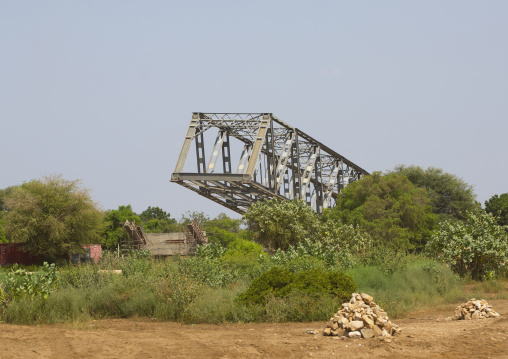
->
[139,206,170,221]
[207,213,242,233]
[180,211,211,228]
[330,172,436,251]
[391,165,479,221]
[426,211,508,280]
[243,198,320,251]
[3,175,102,260]
[0,217,6,243]
[0,186,18,212]
[139,206,177,233]
[102,205,142,248]
[179,211,243,233]
[485,193,508,227]
[0,186,19,243]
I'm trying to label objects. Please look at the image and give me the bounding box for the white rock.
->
[346,321,364,331]
[349,331,362,339]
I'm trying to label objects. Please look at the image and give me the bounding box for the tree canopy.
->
[0,217,6,243]
[180,211,211,228]
[485,193,508,227]
[207,213,242,233]
[101,205,142,248]
[330,172,436,250]
[139,206,177,233]
[390,165,479,221]
[139,206,171,222]
[243,198,320,251]
[3,175,102,259]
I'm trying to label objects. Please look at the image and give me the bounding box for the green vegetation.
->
[243,198,319,250]
[140,206,178,233]
[0,187,11,243]
[330,172,436,251]
[347,258,464,317]
[101,205,143,248]
[485,193,508,227]
[391,165,479,221]
[0,217,6,243]
[426,211,508,280]
[1,263,58,302]
[237,267,357,306]
[0,170,507,326]
[2,253,504,325]
[3,175,102,260]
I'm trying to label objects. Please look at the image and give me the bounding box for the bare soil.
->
[1,300,507,359]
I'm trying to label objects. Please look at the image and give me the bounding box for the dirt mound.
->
[323,292,401,339]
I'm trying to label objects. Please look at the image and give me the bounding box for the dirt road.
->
[1,300,507,358]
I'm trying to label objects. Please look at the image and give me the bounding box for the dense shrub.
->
[426,211,508,280]
[237,267,357,306]
[271,232,368,270]
[243,199,320,250]
[237,267,295,305]
[1,263,59,302]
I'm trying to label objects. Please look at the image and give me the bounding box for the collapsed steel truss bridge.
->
[171,113,369,214]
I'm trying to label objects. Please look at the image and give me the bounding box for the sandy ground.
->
[1,300,507,359]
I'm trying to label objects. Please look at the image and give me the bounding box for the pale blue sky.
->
[1,1,507,219]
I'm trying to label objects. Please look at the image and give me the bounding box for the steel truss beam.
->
[171,113,369,214]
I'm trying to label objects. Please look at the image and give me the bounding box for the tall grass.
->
[1,253,507,325]
[347,257,465,317]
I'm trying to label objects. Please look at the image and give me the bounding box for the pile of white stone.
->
[323,293,401,339]
[453,299,500,320]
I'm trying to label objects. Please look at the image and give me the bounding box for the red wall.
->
[84,244,102,263]
[0,244,102,266]
[0,243,40,266]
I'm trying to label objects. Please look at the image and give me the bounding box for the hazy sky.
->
[1,1,507,220]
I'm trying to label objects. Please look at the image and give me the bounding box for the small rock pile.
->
[453,299,500,320]
[323,292,401,339]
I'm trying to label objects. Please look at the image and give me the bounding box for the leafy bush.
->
[196,233,266,281]
[291,269,357,303]
[271,235,362,270]
[237,267,357,306]
[195,242,227,259]
[237,267,294,305]
[426,211,508,280]
[243,198,320,250]
[1,262,59,302]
